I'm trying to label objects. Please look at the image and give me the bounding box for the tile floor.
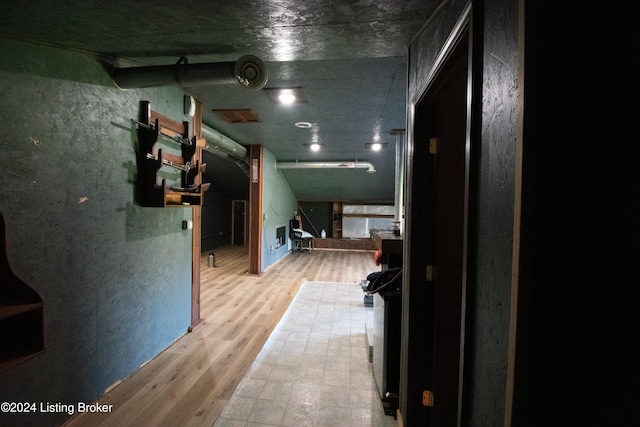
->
[213,281,398,427]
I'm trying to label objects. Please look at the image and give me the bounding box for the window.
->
[341,205,395,238]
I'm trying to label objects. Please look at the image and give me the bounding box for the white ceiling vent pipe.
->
[111,55,268,90]
[276,161,376,173]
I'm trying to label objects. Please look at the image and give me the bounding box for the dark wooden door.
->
[428,48,468,426]
[403,29,469,426]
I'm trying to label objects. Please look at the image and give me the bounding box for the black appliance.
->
[372,288,402,417]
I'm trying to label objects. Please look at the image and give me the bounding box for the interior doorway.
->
[402,25,471,426]
[232,200,247,246]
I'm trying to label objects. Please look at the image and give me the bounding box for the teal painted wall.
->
[261,148,297,271]
[0,38,192,426]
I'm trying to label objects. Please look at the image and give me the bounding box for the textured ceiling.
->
[0,0,443,202]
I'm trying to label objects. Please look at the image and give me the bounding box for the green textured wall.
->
[0,38,192,426]
[261,148,297,271]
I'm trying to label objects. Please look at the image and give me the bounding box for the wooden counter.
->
[312,237,377,251]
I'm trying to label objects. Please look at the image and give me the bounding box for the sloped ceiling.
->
[0,0,444,203]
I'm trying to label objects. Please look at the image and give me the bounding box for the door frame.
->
[190,100,203,331]
[400,3,474,425]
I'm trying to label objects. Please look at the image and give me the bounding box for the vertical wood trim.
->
[248,145,263,274]
[458,11,475,425]
[504,1,525,425]
[190,100,203,331]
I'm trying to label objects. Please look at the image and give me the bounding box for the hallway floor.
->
[213,281,397,427]
[63,248,384,426]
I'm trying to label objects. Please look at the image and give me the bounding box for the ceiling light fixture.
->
[365,142,388,150]
[295,121,312,129]
[263,87,307,104]
[304,143,326,152]
[278,90,296,105]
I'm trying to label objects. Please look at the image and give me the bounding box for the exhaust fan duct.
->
[201,125,247,160]
[111,55,268,90]
[276,161,376,173]
[201,124,249,176]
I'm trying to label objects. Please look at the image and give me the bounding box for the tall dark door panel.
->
[403,29,469,426]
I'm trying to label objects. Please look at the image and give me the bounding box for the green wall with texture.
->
[261,148,298,271]
[0,38,193,427]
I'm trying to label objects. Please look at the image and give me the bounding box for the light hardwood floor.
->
[64,246,377,427]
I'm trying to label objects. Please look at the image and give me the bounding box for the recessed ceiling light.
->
[263,87,307,104]
[278,90,296,105]
[304,143,326,151]
[295,121,312,129]
[365,142,388,150]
